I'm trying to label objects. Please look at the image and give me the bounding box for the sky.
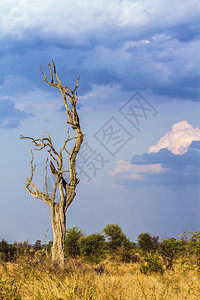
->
[0,0,200,244]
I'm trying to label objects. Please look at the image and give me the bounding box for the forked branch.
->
[25,150,51,206]
[21,61,83,209]
[20,132,72,176]
[40,61,84,186]
[40,61,81,130]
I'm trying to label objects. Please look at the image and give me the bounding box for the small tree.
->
[21,61,84,268]
[103,224,127,250]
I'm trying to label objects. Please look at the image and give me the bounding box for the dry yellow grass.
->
[0,258,200,299]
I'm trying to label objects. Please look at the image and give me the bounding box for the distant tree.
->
[64,227,83,257]
[21,61,84,269]
[102,224,127,250]
[137,233,159,253]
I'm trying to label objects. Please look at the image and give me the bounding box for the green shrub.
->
[13,240,31,257]
[47,241,53,253]
[34,240,42,251]
[64,227,83,258]
[137,233,159,253]
[79,233,105,263]
[189,232,200,255]
[117,239,137,263]
[119,249,139,263]
[140,254,163,275]
[159,237,185,270]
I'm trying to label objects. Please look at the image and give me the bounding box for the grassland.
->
[1,256,200,300]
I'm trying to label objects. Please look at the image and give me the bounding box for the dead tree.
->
[20,61,84,269]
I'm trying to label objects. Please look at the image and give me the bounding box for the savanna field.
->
[1,226,200,299]
[1,258,200,299]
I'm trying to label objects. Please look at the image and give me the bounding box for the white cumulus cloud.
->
[108,159,163,180]
[148,121,200,155]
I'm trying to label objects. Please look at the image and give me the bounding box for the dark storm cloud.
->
[0,98,33,129]
[131,142,200,169]
[0,1,199,102]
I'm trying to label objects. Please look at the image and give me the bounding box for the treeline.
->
[1,225,200,275]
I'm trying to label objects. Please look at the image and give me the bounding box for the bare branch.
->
[52,60,56,77]
[60,129,76,156]
[50,161,58,177]
[49,62,54,84]
[52,177,60,202]
[25,150,51,206]
[21,133,60,166]
[45,158,49,196]
[73,75,80,95]
[40,65,47,82]
[26,150,36,194]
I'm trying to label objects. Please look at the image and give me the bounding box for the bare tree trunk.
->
[51,204,66,268]
[50,185,76,267]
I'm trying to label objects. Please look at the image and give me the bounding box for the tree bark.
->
[51,203,66,268]
[51,184,76,267]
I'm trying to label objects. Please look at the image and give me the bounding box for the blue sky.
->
[0,0,199,243]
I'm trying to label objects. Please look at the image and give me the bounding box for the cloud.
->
[109,121,200,186]
[1,35,199,103]
[108,159,163,181]
[0,0,199,102]
[0,0,199,41]
[0,98,33,129]
[149,121,200,155]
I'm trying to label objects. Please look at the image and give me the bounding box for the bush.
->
[137,233,159,253]
[159,238,185,270]
[79,233,105,263]
[13,240,32,257]
[122,239,135,250]
[140,254,163,275]
[0,239,16,262]
[34,240,42,251]
[119,249,139,263]
[116,239,137,263]
[64,227,83,258]
[47,241,53,254]
[189,232,200,256]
